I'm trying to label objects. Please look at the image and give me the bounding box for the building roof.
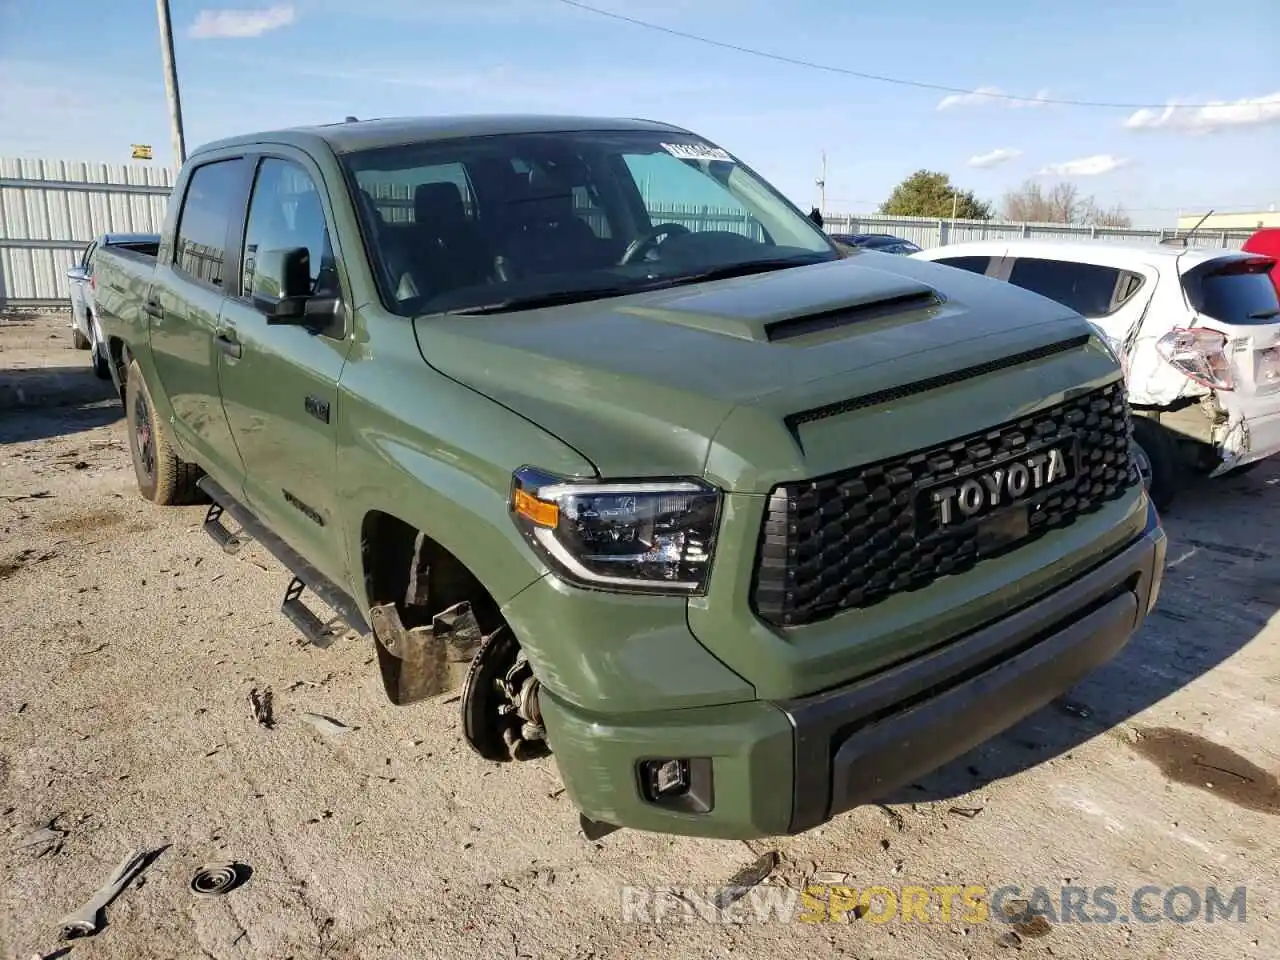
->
[193,115,692,158]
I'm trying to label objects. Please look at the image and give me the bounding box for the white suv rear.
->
[913,239,1280,509]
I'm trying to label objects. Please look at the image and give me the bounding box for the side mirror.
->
[252,246,311,322]
[67,266,88,282]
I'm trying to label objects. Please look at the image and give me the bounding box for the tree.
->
[880,170,993,220]
[1000,179,1132,228]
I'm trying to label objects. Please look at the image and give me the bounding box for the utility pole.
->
[815,151,827,215]
[155,0,187,166]
[951,190,959,220]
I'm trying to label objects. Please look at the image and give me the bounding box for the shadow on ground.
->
[0,399,122,445]
[880,465,1280,805]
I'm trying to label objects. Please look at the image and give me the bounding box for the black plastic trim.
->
[779,511,1161,834]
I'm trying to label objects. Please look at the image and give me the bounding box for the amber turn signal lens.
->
[513,488,560,528]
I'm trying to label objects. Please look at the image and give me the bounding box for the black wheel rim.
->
[134,391,155,480]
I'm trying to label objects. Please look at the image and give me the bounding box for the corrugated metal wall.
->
[0,158,176,305]
[0,156,1261,306]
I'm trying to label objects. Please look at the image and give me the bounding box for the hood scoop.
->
[764,289,943,342]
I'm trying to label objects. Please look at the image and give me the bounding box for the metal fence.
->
[0,158,175,306]
[0,155,1261,307]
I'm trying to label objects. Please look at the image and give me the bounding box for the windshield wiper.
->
[659,255,830,288]
[1247,308,1280,319]
[445,284,657,315]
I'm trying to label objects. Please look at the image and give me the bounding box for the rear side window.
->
[1007,258,1141,318]
[1186,261,1280,325]
[174,159,245,289]
[935,256,990,275]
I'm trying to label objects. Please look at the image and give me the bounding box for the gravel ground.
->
[2,313,1278,960]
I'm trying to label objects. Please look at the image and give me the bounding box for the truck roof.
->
[193,114,691,158]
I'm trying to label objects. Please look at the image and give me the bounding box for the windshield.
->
[341,129,838,315]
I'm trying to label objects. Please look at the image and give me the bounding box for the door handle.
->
[215,333,242,359]
[142,300,163,319]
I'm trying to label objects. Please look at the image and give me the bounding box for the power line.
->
[553,0,1227,111]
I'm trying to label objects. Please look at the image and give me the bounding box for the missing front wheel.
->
[460,626,548,762]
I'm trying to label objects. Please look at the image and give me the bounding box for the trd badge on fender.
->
[924,441,1078,528]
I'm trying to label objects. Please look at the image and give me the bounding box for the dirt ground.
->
[1,311,1278,960]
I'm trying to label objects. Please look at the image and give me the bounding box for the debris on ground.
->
[877,804,906,832]
[15,819,67,857]
[996,930,1024,949]
[948,806,985,819]
[57,846,158,940]
[712,850,778,909]
[1055,699,1092,719]
[301,712,354,737]
[1003,899,1053,938]
[190,861,252,898]
[248,687,274,728]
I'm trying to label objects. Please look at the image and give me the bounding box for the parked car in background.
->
[1243,228,1280,297]
[67,233,160,379]
[914,239,1280,509]
[829,233,922,255]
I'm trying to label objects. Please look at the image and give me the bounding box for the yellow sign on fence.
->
[131,144,153,160]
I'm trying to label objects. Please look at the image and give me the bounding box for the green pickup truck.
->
[92,115,1167,840]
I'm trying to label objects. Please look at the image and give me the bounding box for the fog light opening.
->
[637,757,714,813]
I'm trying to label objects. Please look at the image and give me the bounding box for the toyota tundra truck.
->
[92,115,1166,840]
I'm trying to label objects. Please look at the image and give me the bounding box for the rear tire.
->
[124,358,202,505]
[1131,414,1180,512]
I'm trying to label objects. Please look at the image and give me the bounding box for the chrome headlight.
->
[510,467,721,594]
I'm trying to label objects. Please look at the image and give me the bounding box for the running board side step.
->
[198,476,371,646]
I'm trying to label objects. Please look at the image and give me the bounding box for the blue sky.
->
[1,0,1276,226]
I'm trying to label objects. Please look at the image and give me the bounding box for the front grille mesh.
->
[752,382,1135,628]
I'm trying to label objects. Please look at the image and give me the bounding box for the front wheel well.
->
[360,510,501,632]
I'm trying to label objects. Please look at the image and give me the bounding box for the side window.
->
[1007,258,1122,318]
[936,256,990,275]
[82,241,97,275]
[173,159,243,289]
[241,158,337,304]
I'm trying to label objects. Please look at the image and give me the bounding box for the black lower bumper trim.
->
[781,509,1164,833]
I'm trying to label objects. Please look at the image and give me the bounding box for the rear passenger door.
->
[148,156,251,491]
[216,151,354,593]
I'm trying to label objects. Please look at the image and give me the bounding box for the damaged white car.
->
[913,238,1280,509]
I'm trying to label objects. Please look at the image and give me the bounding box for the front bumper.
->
[539,504,1166,839]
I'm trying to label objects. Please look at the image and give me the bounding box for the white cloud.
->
[1124,92,1280,133]
[189,4,295,39]
[1009,88,1051,109]
[937,86,1051,110]
[937,86,1005,110]
[968,148,1021,168]
[1037,154,1130,177]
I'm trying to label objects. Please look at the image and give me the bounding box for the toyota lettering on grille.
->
[923,441,1078,529]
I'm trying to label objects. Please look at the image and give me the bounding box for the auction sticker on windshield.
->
[661,142,735,162]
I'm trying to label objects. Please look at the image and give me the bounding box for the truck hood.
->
[412,252,1103,488]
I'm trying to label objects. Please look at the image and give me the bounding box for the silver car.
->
[67,233,160,379]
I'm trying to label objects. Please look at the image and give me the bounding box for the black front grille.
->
[752,381,1135,628]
